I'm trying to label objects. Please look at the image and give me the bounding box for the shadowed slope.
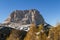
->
[0,27,27,40]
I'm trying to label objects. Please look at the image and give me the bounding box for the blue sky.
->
[0,0,60,26]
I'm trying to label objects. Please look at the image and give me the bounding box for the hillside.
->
[0,24,60,40]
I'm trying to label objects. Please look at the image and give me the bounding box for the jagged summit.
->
[0,9,52,31]
[3,9,45,25]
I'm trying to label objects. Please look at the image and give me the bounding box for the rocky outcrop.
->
[3,9,44,25]
[0,9,52,31]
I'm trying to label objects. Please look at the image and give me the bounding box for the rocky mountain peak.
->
[4,9,45,25]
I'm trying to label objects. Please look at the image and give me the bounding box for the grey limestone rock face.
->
[4,9,45,25]
[1,9,52,31]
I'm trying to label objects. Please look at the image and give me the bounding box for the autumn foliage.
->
[24,24,47,40]
[47,25,60,40]
[24,24,60,40]
[0,24,60,40]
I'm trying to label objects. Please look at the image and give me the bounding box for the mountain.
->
[1,9,50,31]
[3,9,44,25]
[0,9,53,40]
[0,9,52,31]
